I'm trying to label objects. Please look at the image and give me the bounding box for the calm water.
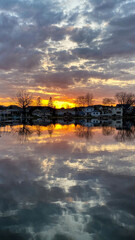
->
[0,123,135,240]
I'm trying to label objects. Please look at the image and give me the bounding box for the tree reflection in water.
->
[75,125,93,140]
[102,126,115,136]
[115,126,135,142]
[1,123,135,143]
[36,125,42,136]
[47,124,54,137]
[14,125,33,142]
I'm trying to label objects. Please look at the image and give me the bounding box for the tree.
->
[75,96,85,107]
[85,93,93,106]
[75,93,94,107]
[115,92,135,105]
[102,98,115,106]
[48,97,54,108]
[15,90,33,113]
[36,96,42,107]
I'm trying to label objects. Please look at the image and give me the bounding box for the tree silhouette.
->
[15,90,33,114]
[48,97,54,108]
[115,92,135,105]
[85,93,93,106]
[75,93,93,107]
[36,96,42,107]
[102,98,115,106]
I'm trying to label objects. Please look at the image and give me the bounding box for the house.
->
[31,107,54,118]
[91,118,100,124]
[75,108,85,117]
[83,122,94,127]
[101,106,123,117]
[82,107,94,116]
[8,106,22,119]
[126,106,135,116]
[43,108,54,118]
[0,106,22,121]
[56,108,75,117]
[111,107,123,117]
[91,111,100,117]
[32,109,44,118]
[101,118,123,128]
[112,119,123,128]
[116,104,130,116]
[101,109,112,117]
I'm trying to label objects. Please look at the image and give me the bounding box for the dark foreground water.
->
[0,123,135,240]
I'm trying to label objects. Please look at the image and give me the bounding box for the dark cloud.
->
[72,47,101,59]
[85,0,125,21]
[50,50,77,63]
[70,27,100,45]
[34,69,112,89]
[0,0,135,98]
[18,0,65,26]
[0,0,19,9]
[0,11,67,71]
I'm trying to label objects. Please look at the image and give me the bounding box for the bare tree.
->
[36,96,42,107]
[15,90,33,113]
[85,93,93,106]
[75,96,85,107]
[48,97,54,108]
[103,98,115,106]
[75,93,94,107]
[115,92,135,105]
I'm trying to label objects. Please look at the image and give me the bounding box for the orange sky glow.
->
[0,96,104,108]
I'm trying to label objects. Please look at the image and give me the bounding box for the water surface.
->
[0,123,135,240]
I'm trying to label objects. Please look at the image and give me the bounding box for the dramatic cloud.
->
[0,0,135,104]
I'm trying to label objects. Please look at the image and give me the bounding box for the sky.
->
[0,0,135,107]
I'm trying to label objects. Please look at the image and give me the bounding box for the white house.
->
[32,108,53,118]
[111,119,123,128]
[101,107,123,117]
[91,118,100,124]
[91,111,100,117]
[83,122,94,127]
[82,107,94,116]
[111,107,123,117]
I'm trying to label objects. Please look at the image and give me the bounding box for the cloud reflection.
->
[0,124,135,239]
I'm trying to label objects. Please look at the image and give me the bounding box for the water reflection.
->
[75,125,94,140]
[102,126,115,136]
[1,121,135,142]
[0,121,135,239]
[115,127,135,142]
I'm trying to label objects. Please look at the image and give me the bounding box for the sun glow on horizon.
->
[0,97,105,108]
